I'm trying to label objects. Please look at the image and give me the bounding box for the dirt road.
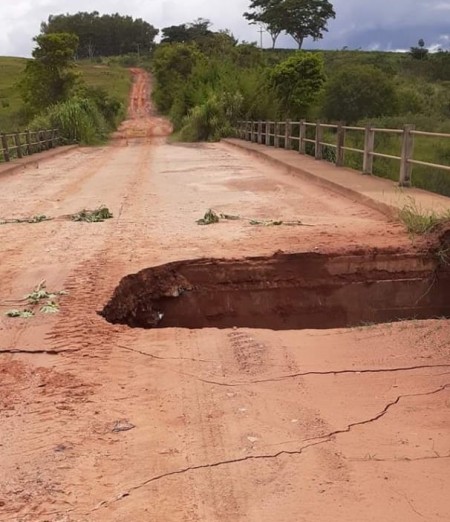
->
[0,69,449,522]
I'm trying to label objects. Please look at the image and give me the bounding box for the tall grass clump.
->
[29,97,108,144]
[178,91,243,142]
[399,198,450,235]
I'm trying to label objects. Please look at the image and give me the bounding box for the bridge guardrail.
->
[0,129,60,163]
[236,120,450,187]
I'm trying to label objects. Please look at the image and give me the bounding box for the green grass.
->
[76,61,131,107]
[0,57,131,133]
[0,57,28,132]
[398,198,450,235]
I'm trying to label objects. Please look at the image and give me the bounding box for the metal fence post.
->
[336,123,345,167]
[399,124,415,187]
[285,119,292,150]
[363,125,375,174]
[1,133,10,162]
[274,122,280,148]
[299,120,306,154]
[315,121,323,160]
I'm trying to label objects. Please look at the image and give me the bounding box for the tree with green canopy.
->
[21,33,80,112]
[269,51,326,117]
[244,0,336,49]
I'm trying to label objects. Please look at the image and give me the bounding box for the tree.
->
[322,65,398,123]
[282,0,336,49]
[161,19,213,44]
[269,52,325,117]
[244,0,285,48]
[410,38,429,60]
[41,12,158,58]
[244,0,336,49]
[152,43,202,112]
[21,33,80,111]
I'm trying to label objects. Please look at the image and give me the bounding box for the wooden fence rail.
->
[0,129,60,163]
[236,120,450,187]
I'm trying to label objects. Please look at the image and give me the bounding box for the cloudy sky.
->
[1,0,449,57]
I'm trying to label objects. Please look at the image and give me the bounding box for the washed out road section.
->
[0,69,449,522]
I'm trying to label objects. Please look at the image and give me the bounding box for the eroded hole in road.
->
[101,245,450,330]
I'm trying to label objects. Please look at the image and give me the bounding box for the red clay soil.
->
[0,69,449,522]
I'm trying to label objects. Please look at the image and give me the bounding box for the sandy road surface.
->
[0,69,449,522]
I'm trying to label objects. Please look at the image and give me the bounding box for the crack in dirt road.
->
[349,454,450,462]
[114,345,450,386]
[0,348,79,355]
[85,382,450,515]
[117,344,216,363]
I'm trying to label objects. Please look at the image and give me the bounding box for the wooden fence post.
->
[51,129,58,148]
[336,123,345,167]
[26,130,32,155]
[363,125,375,174]
[257,121,262,144]
[265,122,271,146]
[399,124,415,187]
[274,122,280,148]
[315,121,323,160]
[14,132,23,159]
[1,133,10,162]
[299,120,306,154]
[285,119,292,150]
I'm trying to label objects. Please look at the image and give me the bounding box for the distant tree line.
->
[160,18,238,52]
[41,12,159,58]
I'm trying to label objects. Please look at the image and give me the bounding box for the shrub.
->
[29,97,108,144]
[322,65,398,123]
[269,52,325,118]
[178,91,242,142]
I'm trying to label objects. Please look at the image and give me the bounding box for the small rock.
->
[247,436,258,443]
[112,420,135,433]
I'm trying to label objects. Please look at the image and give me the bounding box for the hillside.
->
[0,57,131,133]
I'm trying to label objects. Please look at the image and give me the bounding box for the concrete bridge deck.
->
[224,138,450,218]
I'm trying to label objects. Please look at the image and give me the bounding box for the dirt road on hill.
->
[0,68,449,522]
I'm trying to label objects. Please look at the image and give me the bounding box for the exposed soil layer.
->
[101,249,450,330]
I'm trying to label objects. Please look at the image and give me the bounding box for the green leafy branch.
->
[3,281,68,319]
[196,209,313,227]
